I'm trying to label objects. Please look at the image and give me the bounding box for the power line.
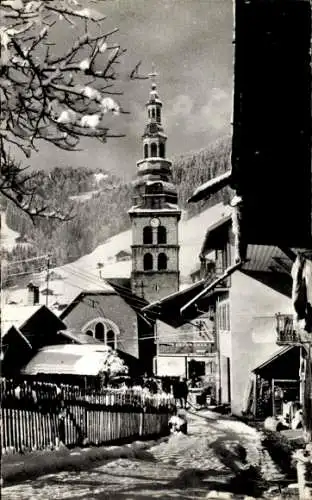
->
[63,265,148,310]
[5,269,46,278]
[5,254,51,266]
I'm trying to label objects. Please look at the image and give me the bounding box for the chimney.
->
[27,283,40,305]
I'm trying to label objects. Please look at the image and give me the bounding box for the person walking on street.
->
[179,377,189,409]
[173,378,181,407]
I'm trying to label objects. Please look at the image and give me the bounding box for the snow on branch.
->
[0,0,141,219]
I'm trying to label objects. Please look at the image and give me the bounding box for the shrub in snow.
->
[98,347,128,388]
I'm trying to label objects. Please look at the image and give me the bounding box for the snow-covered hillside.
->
[69,190,101,202]
[1,211,20,252]
[3,203,232,308]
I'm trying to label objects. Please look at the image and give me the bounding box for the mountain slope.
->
[3,203,232,308]
[2,136,231,285]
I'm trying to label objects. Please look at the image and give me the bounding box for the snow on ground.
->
[1,212,20,252]
[2,203,232,308]
[2,410,285,500]
[69,190,101,202]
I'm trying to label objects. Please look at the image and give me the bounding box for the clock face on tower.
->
[150,217,160,228]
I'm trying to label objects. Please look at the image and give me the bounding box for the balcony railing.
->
[201,261,231,288]
[276,314,300,345]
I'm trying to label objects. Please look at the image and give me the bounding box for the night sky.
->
[32,0,233,179]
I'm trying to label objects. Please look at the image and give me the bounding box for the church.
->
[2,72,216,381]
[59,71,217,379]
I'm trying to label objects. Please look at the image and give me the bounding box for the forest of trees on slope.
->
[3,136,231,279]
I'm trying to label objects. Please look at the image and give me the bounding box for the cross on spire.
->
[148,63,159,88]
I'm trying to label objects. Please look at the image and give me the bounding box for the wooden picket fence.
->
[1,380,175,454]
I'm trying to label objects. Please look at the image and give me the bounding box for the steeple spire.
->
[129,66,181,305]
[130,69,179,210]
[148,64,159,101]
[148,63,158,87]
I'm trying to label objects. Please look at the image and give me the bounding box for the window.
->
[158,253,167,270]
[95,322,105,341]
[143,253,153,270]
[82,318,119,349]
[143,226,153,244]
[150,142,157,157]
[159,142,165,158]
[157,225,167,244]
[217,302,230,331]
[144,144,149,158]
[151,108,156,119]
[106,330,115,348]
[188,359,205,378]
[207,362,214,374]
[156,107,161,123]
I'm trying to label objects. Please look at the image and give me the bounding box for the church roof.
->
[59,290,118,319]
[59,285,151,326]
[105,279,150,319]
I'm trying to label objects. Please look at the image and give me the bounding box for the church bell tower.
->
[129,69,181,304]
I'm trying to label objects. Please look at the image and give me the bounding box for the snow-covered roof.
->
[22,344,115,376]
[128,206,181,213]
[2,305,42,336]
[188,170,232,203]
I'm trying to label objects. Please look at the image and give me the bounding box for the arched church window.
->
[158,253,167,270]
[151,108,156,119]
[106,330,115,349]
[157,225,167,244]
[95,323,105,342]
[86,330,93,337]
[156,107,161,123]
[144,144,149,158]
[143,253,153,271]
[150,142,157,157]
[143,226,153,244]
[159,142,165,158]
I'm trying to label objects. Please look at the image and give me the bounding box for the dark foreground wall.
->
[232,0,311,247]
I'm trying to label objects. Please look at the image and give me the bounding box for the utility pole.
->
[45,255,51,307]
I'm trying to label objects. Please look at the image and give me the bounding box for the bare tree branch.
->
[0,0,145,219]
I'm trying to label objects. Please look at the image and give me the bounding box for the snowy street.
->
[2,411,286,500]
